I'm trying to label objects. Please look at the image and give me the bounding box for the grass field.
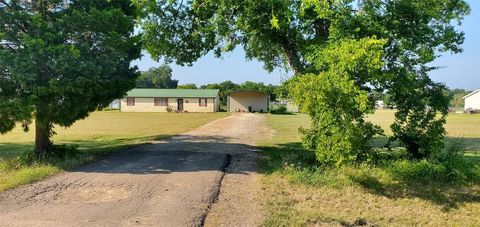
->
[0,111,229,191]
[260,110,480,226]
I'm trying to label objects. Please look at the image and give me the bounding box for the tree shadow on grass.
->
[1,133,263,176]
[356,136,480,211]
[0,143,33,161]
[0,134,173,160]
[446,137,480,154]
[349,172,480,211]
[0,134,176,173]
[259,140,480,211]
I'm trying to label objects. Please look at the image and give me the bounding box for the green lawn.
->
[0,111,229,191]
[367,109,480,153]
[260,111,480,226]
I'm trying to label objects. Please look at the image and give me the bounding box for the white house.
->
[375,100,385,109]
[463,89,480,111]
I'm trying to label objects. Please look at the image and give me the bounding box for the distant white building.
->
[463,89,480,111]
[375,100,384,109]
[109,99,120,109]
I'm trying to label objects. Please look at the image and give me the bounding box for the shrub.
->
[289,38,386,166]
[0,157,22,173]
[20,144,80,166]
[382,141,480,185]
[389,76,450,160]
[269,105,289,114]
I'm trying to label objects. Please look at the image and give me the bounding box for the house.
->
[227,90,269,113]
[463,89,480,112]
[121,89,220,112]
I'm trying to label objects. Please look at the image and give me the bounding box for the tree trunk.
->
[34,118,52,157]
[281,43,303,75]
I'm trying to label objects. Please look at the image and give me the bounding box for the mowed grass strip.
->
[260,111,480,226]
[0,111,229,192]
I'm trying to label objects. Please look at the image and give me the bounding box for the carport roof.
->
[463,89,479,99]
[228,89,269,96]
[126,89,219,98]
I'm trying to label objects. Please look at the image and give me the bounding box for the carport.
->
[227,90,269,113]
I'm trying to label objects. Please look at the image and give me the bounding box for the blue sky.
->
[133,1,479,90]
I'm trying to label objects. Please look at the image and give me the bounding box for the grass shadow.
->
[350,172,480,211]
[0,143,34,161]
[446,137,480,154]
[259,139,480,211]
[269,112,295,115]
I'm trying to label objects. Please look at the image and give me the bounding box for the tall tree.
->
[136,0,470,161]
[136,65,178,88]
[240,81,278,101]
[0,0,140,156]
[448,88,470,110]
[201,80,240,106]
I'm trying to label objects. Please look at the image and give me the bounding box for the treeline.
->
[448,89,471,109]
[136,65,280,106]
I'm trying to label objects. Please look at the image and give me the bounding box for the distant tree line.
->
[136,65,178,89]
[448,89,471,110]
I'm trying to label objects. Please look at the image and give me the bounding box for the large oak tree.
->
[0,0,141,156]
[136,0,469,162]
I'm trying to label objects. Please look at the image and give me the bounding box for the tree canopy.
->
[177,83,198,89]
[0,0,140,155]
[448,88,470,110]
[137,0,470,163]
[136,65,178,88]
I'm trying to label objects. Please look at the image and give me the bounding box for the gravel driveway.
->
[0,113,267,227]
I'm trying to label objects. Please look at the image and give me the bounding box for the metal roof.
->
[126,89,219,98]
[463,89,480,99]
[228,89,269,96]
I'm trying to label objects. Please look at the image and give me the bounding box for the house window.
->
[199,98,207,107]
[126,97,135,106]
[155,97,167,106]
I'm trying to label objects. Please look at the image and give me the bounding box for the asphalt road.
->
[0,113,265,227]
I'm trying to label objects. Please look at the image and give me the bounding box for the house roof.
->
[228,89,269,96]
[126,89,219,98]
[463,89,480,99]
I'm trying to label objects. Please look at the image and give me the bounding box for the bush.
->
[20,144,80,166]
[0,157,22,173]
[389,77,450,160]
[269,105,288,114]
[0,144,80,174]
[289,38,386,166]
[380,141,480,185]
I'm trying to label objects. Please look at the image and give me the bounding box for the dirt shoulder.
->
[0,113,267,227]
[203,113,270,227]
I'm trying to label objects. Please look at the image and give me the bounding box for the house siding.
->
[121,97,216,112]
[465,92,480,111]
[228,91,269,112]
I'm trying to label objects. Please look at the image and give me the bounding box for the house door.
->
[177,99,184,111]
